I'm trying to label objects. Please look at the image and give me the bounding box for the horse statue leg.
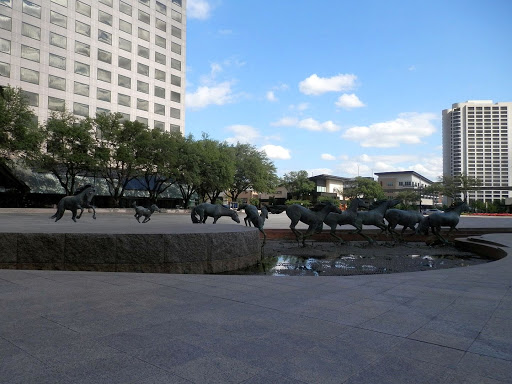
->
[75,205,84,220]
[71,207,79,222]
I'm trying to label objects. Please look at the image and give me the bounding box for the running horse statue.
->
[416,201,468,244]
[50,184,97,222]
[352,199,401,244]
[384,209,425,241]
[190,203,240,224]
[132,202,161,223]
[239,204,270,244]
[323,198,368,243]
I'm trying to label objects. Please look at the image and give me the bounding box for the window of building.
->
[170,123,180,132]
[50,32,66,48]
[22,0,41,18]
[21,45,40,62]
[118,74,131,88]
[74,81,89,96]
[51,0,67,6]
[97,88,111,102]
[47,96,65,111]
[98,10,112,26]
[74,61,90,76]
[156,1,166,15]
[138,27,150,41]
[0,0,12,7]
[99,0,112,5]
[171,26,181,39]
[138,9,150,24]
[171,75,181,87]
[0,38,10,53]
[171,58,181,71]
[171,42,181,55]
[155,69,165,82]
[170,107,180,119]
[172,0,182,7]
[137,63,149,76]
[21,90,39,107]
[119,37,131,52]
[0,61,10,77]
[50,10,67,28]
[155,35,166,48]
[48,74,66,90]
[154,103,165,115]
[98,30,112,45]
[0,15,11,31]
[49,53,66,69]
[97,49,112,64]
[137,81,149,93]
[154,86,165,98]
[118,56,131,70]
[73,102,89,117]
[22,23,41,40]
[171,9,182,22]
[76,1,90,17]
[154,121,164,130]
[20,67,39,84]
[118,93,130,107]
[119,1,131,16]
[171,91,180,103]
[137,45,149,59]
[137,99,148,111]
[155,52,166,65]
[136,116,148,126]
[75,41,90,57]
[97,68,111,83]
[119,19,131,34]
[155,18,166,32]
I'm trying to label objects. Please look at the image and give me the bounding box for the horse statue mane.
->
[444,201,465,212]
[73,184,93,195]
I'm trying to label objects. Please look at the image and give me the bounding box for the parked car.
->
[423,208,443,216]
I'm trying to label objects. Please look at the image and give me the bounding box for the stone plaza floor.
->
[0,210,511,383]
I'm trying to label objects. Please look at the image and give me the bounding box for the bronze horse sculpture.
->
[323,198,368,243]
[239,204,269,244]
[50,184,97,222]
[417,201,468,244]
[352,199,401,244]
[384,209,424,240]
[132,202,160,223]
[191,203,240,224]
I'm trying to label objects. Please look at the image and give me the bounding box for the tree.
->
[94,113,147,207]
[225,143,278,202]
[134,128,182,203]
[175,134,202,208]
[438,174,483,203]
[38,111,96,195]
[395,190,420,210]
[0,85,42,164]
[342,177,385,201]
[281,170,315,200]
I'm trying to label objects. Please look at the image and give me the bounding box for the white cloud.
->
[266,91,277,102]
[187,0,212,20]
[289,102,309,112]
[321,153,336,161]
[260,145,291,160]
[186,82,233,109]
[342,112,437,147]
[271,117,341,132]
[335,93,366,109]
[299,73,357,95]
[225,125,260,145]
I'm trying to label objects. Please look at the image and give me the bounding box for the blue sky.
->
[184,0,512,181]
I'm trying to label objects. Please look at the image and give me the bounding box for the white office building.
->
[442,100,512,202]
[0,0,186,133]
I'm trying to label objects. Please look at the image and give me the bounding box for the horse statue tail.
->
[190,206,201,223]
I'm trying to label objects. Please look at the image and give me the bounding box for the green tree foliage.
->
[395,189,420,210]
[438,174,483,202]
[38,111,96,195]
[281,170,315,200]
[134,128,183,203]
[0,85,42,164]
[225,143,278,202]
[175,134,202,208]
[94,113,147,207]
[342,177,385,201]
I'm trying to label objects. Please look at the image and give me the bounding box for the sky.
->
[184,0,512,181]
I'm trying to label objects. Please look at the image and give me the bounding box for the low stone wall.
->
[0,230,261,274]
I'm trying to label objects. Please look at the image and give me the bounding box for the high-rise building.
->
[0,0,186,133]
[442,100,512,202]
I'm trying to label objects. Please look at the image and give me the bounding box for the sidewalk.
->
[0,213,511,383]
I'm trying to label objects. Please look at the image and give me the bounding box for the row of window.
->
[1,0,182,13]
[20,90,181,121]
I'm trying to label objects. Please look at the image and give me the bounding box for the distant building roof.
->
[374,171,433,184]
